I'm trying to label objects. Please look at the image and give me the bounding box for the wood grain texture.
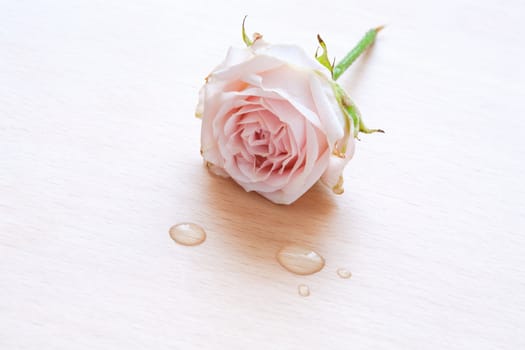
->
[1,0,524,349]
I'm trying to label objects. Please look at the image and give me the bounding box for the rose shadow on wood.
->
[338,41,376,95]
[195,166,350,277]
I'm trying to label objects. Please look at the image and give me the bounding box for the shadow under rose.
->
[195,166,348,270]
[338,42,377,94]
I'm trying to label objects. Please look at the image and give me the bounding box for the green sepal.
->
[331,83,354,154]
[359,121,384,135]
[333,83,383,144]
[315,35,335,78]
[242,16,253,47]
[342,102,361,137]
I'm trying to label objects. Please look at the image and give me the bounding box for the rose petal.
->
[309,74,345,145]
[210,55,283,86]
[252,41,326,72]
[201,91,240,170]
[320,141,356,193]
[210,46,254,77]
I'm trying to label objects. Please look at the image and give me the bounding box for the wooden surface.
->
[1,0,524,349]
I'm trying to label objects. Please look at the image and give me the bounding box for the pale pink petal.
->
[309,73,345,145]
[255,69,322,129]
[206,162,230,177]
[210,55,283,86]
[200,90,240,170]
[207,46,254,81]
[261,98,308,146]
[195,86,205,118]
[320,140,356,193]
[260,147,330,204]
[252,41,326,72]
[278,122,328,196]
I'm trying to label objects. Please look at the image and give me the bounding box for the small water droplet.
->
[298,284,310,297]
[277,244,325,275]
[337,268,352,279]
[169,223,206,246]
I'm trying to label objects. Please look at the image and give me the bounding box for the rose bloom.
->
[196,39,355,204]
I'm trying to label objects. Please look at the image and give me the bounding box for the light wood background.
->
[1,0,524,349]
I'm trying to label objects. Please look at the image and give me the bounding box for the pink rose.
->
[196,39,355,204]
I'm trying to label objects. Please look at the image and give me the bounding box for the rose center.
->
[254,154,266,168]
[249,129,270,166]
[232,109,294,175]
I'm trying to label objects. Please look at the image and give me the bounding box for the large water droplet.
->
[169,223,206,246]
[276,244,325,275]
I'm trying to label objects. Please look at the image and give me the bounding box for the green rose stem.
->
[331,26,385,138]
[332,26,384,81]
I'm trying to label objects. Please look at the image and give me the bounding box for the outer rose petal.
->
[201,90,244,171]
[252,40,326,72]
[320,156,346,193]
[195,86,205,118]
[210,55,283,87]
[309,74,346,145]
[206,162,229,177]
[207,46,254,81]
[320,138,356,193]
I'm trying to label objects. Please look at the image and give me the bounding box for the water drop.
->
[298,284,310,297]
[337,268,352,279]
[276,244,325,275]
[169,223,206,246]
